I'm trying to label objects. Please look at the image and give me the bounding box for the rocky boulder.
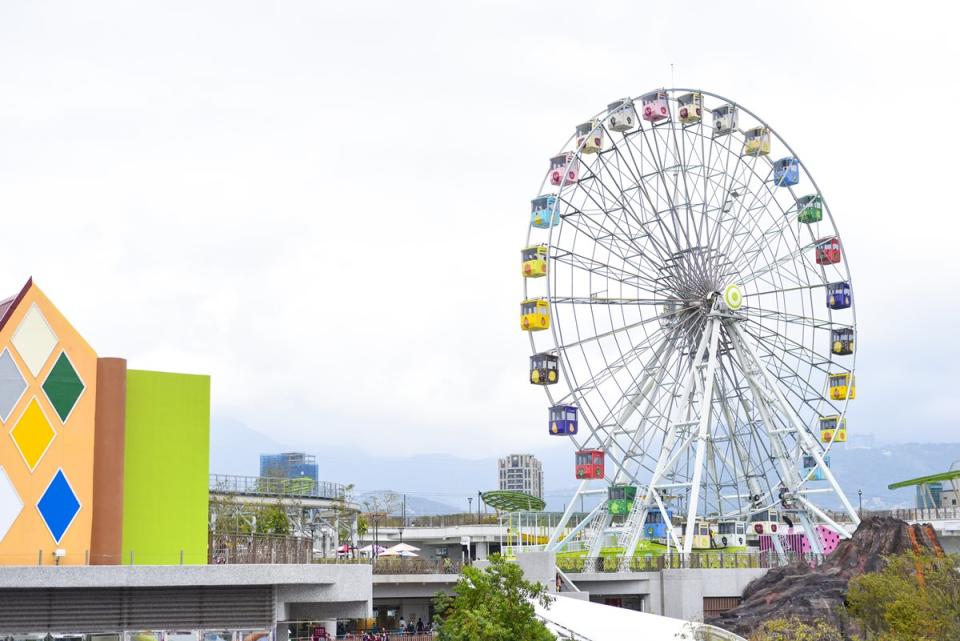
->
[708,516,943,637]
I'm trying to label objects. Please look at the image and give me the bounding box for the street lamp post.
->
[858,489,863,519]
[467,497,473,524]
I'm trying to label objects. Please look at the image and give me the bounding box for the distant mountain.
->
[356,491,461,517]
[211,417,960,514]
[210,416,292,476]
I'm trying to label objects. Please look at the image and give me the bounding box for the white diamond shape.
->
[0,465,24,543]
[0,348,27,422]
[11,304,58,377]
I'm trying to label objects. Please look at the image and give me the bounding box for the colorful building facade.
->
[0,279,209,566]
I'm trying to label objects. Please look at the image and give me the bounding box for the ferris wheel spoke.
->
[717,358,780,509]
[562,175,677,279]
[736,306,838,331]
[552,296,682,306]
[612,133,692,255]
[549,246,661,290]
[553,315,690,405]
[645,123,702,249]
[737,321,847,417]
[744,282,830,298]
[554,304,683,352]
[736,238,824,288]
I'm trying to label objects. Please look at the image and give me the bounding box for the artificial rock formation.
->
[708,516,943,637]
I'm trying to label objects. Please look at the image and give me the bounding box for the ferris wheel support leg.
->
[796,495,853,541]
[551,501,605,552]
[718,388,764,513]
[682,318,722,554]
[546,479,590,551]
[610,378,674,489]
[795,511,824,555]
[619,321,715,565]
[652,489,683,550]
[587,511,613,559]
[727,322,861,528]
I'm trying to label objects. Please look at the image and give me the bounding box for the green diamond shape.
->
[42,352,84,423]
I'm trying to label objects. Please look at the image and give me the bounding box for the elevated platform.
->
[209,474,361,513]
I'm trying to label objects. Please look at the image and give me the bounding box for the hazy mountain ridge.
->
[211,417,960,514]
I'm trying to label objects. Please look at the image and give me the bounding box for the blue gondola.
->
[643,507,674,539]
[773,157,800,187]
[827,282,851,310]
[530,194,560,229]
[548,405,578,435]
[802,454,831,481]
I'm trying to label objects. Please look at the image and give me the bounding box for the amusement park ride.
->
[520,89,860,567]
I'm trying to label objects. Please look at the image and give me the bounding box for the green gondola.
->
[607,484,637,515]
[797,194,823,224]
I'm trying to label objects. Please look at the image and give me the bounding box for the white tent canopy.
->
[533,595,745,641]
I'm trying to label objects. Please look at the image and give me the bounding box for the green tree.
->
[748,617,843,641]
[434,555,554,641]
[846,552,960,641]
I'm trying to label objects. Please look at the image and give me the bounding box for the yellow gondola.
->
[743,126,771,156]
[820,415,847,443]
[828,372,856,400]
[520,298,550,332]
[521,244,548,278]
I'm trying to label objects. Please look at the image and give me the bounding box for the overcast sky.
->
[1,0,957,458]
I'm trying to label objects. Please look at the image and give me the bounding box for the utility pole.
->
[477,491,482,523]
[400,494,406,544]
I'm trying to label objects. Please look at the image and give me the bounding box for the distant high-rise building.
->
[498,453,544,499]
[260,452,319,482]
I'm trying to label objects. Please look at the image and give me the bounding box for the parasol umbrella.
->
[357,544,387,556]
[380,548,420,557]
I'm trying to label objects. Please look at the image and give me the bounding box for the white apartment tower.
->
[498,453,544,499]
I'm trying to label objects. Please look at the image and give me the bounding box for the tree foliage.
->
[363,491,401,517]
[434,555,555,641]
[748,617,843,641]
[846,552,960,641]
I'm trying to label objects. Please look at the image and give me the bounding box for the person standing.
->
[416,617,424,633]
[399,617,406,633]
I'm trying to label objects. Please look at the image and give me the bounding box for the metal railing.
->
[825,506,960,524]
[313,557,464,575]
[297,635,436,641]
[209,532,313,564]
[210,474,346,500]
[557,551,825,573]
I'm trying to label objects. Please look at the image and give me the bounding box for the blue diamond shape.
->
[36,469,80,544]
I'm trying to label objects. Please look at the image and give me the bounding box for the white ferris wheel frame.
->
[522,88,860,564]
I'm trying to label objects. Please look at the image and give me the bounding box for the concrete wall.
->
[567,567,767,621]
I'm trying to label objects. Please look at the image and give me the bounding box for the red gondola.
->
[815,237,841,265]
[575,449,604,480]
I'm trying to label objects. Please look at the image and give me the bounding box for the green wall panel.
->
[122,370,210,565]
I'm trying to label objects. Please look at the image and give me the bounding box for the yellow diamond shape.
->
[10,398,56,472]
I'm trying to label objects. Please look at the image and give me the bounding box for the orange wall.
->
[0,283,97,565]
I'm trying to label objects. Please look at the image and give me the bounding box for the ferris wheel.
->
[521,89,860,564]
